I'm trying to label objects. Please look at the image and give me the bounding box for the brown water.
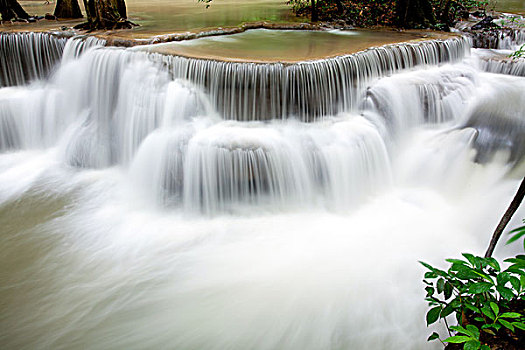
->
[5,0,523,39]
[9,0,297,36]
[127,0,298,36]
[136,28,444,62]
[496,0,525,14]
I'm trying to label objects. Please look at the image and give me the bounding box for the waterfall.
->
[0,32,67,87]
[459,27,525,49]
[476,49,525,77]
[152,36,469,121]
[0,33,474,213]
[1,30,525,349]
[1,33,524,214]
[0,32,469,120]
[480,57,525,76]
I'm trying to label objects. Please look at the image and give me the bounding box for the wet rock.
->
[470,10,485,18]
[471,16,500,30]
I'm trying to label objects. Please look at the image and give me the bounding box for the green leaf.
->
[490,302,499,316]
[454,265,484,280]
[437,278,445,293]
[447,258,468,265]
[444,336,471,343]
[425,271,437,279]
[513,322,525,331]
[450,265,494,283]
[481,327,495,336]
[497,272,511,286]
[507,226,525,245]
[420,261,448,276]
[426,306,441,326]
[445,259,467,266]
[450,325,469,335]
[427,332,440,341]
[481,345,491,350]
[444,282,453,299]
[507,230,525,245]
[463,340,481,350]
[468,282,492,294]
[508,224,525,233]
[466,325,480,339]
[464,304,480,314]
[499,312,522,318]
[462,253,478,267]
[499,319,515,332]
[481,305,495,320]
[506,266,525,277]
[504,259,525,267]
[441,304,455,318]
[486,257,501,272]
[496,285,515,300]
[510,276,521,292]
[420,261,435,270]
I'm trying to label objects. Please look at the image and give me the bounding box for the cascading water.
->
[1,30,525,349]
[143,36,469,120]
[0,32,67,87]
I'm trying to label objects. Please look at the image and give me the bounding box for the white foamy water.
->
[1,32,524,349]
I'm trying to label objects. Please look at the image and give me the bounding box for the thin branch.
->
[485,177,525,258]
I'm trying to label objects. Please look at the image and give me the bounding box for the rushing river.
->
[1,29,525,349]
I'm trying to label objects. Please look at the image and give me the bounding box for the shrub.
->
[421,253,525,349]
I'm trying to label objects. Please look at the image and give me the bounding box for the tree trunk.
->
[334,0,344,13]
[80,0,130,29]
[396,0,436,28]
[54,0,82,19]
[440,0,453,28]
[115,0,126,18]
[311,0,318,22]
[0,0,29,21]
[485,177,525,258]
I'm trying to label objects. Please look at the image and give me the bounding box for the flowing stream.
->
[1,30,525,349]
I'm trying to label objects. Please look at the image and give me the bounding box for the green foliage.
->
[509,44,525,60]
[288,0,398,27]
[441,325,491,350]
[421,253,525,348]
[197,0,213,9]
[286,0,311,12]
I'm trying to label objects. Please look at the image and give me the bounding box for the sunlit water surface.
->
[136,29,427,62]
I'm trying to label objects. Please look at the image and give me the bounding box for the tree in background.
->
[310,0,318,21]
[0,0,29,21]
[396,0,436,28]
[288,0,479,29]
[54,0,83,19]
[77,0,133,29]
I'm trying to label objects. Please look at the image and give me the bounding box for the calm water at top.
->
[17,0,297,35]
[16,0,524,35]
[137,28,429,62]
[496,0,525,14]
[127,0,298,35]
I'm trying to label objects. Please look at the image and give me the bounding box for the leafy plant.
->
[509,44,525,59]
[508,220,525,249]
[421,253,525,349]
[429,324,490,350]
